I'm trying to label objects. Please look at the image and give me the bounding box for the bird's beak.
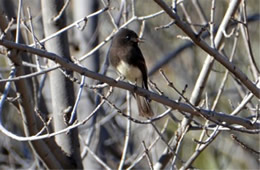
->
[137,37,145,43]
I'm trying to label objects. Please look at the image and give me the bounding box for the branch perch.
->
[0,39,259,130]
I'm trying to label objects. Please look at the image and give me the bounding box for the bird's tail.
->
[136,95,154,118]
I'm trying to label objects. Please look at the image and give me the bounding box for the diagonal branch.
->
[153,0,260,98]
[0,39,259,130]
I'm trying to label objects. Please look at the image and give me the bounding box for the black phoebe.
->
[109,28,154,117]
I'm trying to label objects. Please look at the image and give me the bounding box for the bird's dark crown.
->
[113,28,139,46]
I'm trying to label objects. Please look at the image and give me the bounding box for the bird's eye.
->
[125,35,130,40]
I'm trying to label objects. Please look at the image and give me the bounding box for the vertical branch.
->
[189,0,241,105]
[239,0,259,80]
[0,0,259,169]
[27,7,41,70]
[131,0,136,17]
[26,7,47,111]
[68,76,85,124]
[15,0,22,43]
[152,0,242,169]
[181,25,240,169]
[0,2,67,168]
[72,2,100,162]
[210,0,216,49]
[41,0,82,168]
[118,91,132,170]
[0,67,16,117]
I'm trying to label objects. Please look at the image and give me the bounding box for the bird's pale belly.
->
[117,60,142,85]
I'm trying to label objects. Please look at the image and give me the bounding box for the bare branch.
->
[153,0,260,98]
[0,38,259,131]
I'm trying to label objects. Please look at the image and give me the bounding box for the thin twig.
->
[69,75,85,124]
[142,141,154,170]
[52,0,71,22]
[0,40,259,130]
[180,2,197,33]
[153,0,260,98]
[15,0,22,43]
[191,0,208,26]
[239,0,259,80]
[151,122,174,153]
[79,136,112,170]
[183,25,241,168]
[127,118,169,169]
[0,65,59,83]
[29,6,108,47]
[0,18,15,40]
[231,134,260,155]
[210,0,216,49]
[27,7,42,70]
[118,91,132,170]
[101,0,117,29]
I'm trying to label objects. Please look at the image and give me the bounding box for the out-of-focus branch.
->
[153,0,260,98]
[191,0,208,26]
[128,118,169,170]
[155,0,228,165]
[179,2,197,33]
[181,25,240,169]
[41,0,82,168]
[28,6,108,47]
[0,38,259,131]
[190,0,241,105]
[149,14,260,76]
[0,4,65,168]
[240,0,259,80]
[118,91,131,170]
[231,134,260,155]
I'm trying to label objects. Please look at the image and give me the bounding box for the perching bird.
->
[109,28,154,118]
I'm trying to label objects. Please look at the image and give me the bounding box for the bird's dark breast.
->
[124,45,145,66]
[110,44,140,67]
[126,45,148,89]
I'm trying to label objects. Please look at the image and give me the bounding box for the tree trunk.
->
[41,0,82,168]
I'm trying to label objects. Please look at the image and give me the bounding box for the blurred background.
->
[0,0,259,169]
